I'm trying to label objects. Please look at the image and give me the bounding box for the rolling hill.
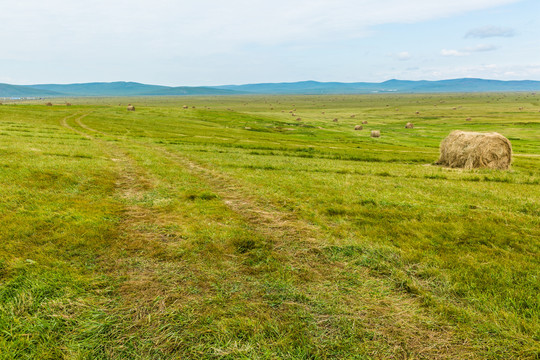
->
[1,78,540,97]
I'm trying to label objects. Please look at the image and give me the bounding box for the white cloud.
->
[441,49,470,57]
[396,52,412,61]
[465,44,498,52]
[441,44,497,57]
[0,0,521,59]
[465,26,516,38]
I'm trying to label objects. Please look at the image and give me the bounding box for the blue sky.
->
[1,0,538,85]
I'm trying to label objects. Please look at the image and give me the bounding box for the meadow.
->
[0,93,538,359]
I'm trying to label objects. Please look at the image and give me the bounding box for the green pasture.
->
[0,93,538,359]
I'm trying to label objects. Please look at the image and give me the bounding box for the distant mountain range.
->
[1,78,540,97]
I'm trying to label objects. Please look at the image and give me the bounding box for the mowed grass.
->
[0,93,538,359]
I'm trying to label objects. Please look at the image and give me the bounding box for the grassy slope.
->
[0,93,538,359]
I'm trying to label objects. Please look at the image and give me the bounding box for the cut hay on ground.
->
[436,130,512,170]
[371,130,380,138]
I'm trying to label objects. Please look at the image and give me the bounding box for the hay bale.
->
[371,130,380,138]
[415,111,420,115]
[436,130,512,170]
[350,114,356,118]
[354,125,363,130]
[405,122,414,129]
[66,103,72,106]
[466,117,472,121]
[296,117,302,121]
[46,102,52,106]
[183,105,188,109]
[333,118,338,122]
[362,120,368,124]
[127,104,135,111]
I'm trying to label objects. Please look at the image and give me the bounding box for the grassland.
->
[0,93,538,359]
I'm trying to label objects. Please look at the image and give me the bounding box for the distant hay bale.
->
[350,114,356,118]
[354,125,363,130]
[362,120,368,124]
[296,117,302,121]
[405,122,414,129]
[333,118,338,122]
[321,111,325,114]
[466,117,472,121]
[436,130,512,170]
[415,111,420,115]
[66,103,72,106]
[46,102,52,106]
[127,104,135,111]
[183,105,188,109]
[371,130,380,138]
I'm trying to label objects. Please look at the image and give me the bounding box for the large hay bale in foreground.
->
[371,130,380,138]
[436,130,512,170]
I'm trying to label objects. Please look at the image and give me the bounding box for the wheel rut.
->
[67,115,471,359]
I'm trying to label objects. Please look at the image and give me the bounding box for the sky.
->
[1,0,539,86]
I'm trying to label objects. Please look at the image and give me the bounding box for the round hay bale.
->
[127,104,135,111]
[436,130,512,170]
[415,111,420,115]
[371,130,381,138]
[183,105,188,109]
[362,120,368,124]
[350,114,356,118]
[354,125,363,130]
[405,122,414,129]
[333,118,338,122]
[466,117,472,121]
[46,102,53,106]
[66,102,72,106]
[296,117,302,121]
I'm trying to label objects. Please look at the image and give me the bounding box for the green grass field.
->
[0,93,538,359]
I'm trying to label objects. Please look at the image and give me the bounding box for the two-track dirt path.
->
[59,113,473,359]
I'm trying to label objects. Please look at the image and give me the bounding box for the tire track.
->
[73,116,470,359]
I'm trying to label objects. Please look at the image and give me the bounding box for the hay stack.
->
[127,104,135,111]
[371,130,380,138]
[333,118,338,122]
[350,114,356,118]
[66,102,72,106]
[183,105,188,109]
[436,130,512,170]
[46,102,52,106]
[405,122,414,129]
[354,125,363,130]
[362,120,368,124]
[296,117,302,121]
[466,117,472,121]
